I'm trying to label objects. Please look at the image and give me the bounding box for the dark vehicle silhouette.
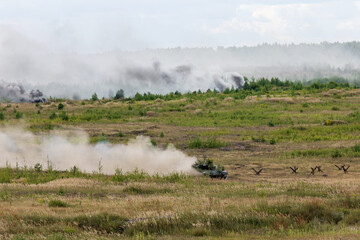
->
[192,158,228,179]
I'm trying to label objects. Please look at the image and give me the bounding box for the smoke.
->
[213,72,244,92]
[2,25,360,98]
[0,80,46,103]
[0,129,197,175]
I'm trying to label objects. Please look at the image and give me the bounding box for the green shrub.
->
[122,186,171,195]
[160,132,165,138]
[48,199,68,208]
[58,103,64,110]
[332,150,342,158]
[0,112,4,120]
[93,133,107,143]
[331,106,339,111]
[290,201,343,224]
[59,111,69,121]
[150,139,157,147]
[91,93,99,101]
[70,166,81,176]
[112,168,149,183]
[58,187,66,196]
[269,138,276,145]
[49,112,57,120]
[187,136,228,149]
[15,111,23,119]
[353,144,360,152]
[70,213,127,233]
[344,210,360,225]
[118,131,124,137]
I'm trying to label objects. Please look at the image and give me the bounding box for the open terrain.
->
[1,84,360,239]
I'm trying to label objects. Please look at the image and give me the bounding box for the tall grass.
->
[187,136,228,149]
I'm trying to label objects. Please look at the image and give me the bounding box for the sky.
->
[1,0,360,53]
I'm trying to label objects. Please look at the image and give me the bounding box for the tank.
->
[192,158,228,179]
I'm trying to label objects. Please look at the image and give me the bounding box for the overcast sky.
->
[0,0,360,53]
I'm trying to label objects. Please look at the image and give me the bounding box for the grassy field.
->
[1,85,360,239]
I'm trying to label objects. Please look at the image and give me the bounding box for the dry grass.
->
[1,89,360,238]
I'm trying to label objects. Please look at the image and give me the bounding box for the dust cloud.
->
[0,128,197,175]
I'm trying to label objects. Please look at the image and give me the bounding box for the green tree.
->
[91,93,99,101]
[114,89,124,100]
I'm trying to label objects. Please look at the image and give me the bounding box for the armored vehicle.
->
[192,158,228,179]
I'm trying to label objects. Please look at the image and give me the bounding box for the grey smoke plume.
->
[0,80,45,103]
[0,129,197,175]
[2,25,360,98]
[213,72,244,91]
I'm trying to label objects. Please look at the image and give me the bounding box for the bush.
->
[96,133,107,143]
[331,106,339,111]
[188,137,228,149]
[70,166,81,176]
[332,150,342,158]
[302,103,309,108]
[269,138,276,145]
[49,112,57,120]
[58,103,64,110]
[70,213,127,233]
[118,131,124,137]
[290,201,343,224]
[48,199,68,208]
[114,89,125,100]
[91,93,99,101]
[112,168,149,183]
[151,139,157,147]
[0,112,4,120]
[160,132,165,138]
[353,144,360,152]
[344,210,360,225]
[252,136,266,143]
[15,111,23,119]
[59,111,69,121]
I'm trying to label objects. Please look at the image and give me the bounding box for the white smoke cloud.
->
[0,129,197,175]
[1,24,360,99]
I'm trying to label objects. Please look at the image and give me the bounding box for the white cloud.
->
[210,3,321,38]
[210,18,253,34]
[355,1,360,11]
[336,20,356,30]
[0,0,360,51]
[209,1,360,44]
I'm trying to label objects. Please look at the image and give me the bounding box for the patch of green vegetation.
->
[48,199,68,208]
[122,185,172,195]
[15,111,23,119]
[150,139,157,147]
[69,213,128,233]
[112,169,189,184]
[58,103,65,110]
[187,136,228,149]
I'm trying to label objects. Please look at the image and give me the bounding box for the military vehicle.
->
[192,158,228,179]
